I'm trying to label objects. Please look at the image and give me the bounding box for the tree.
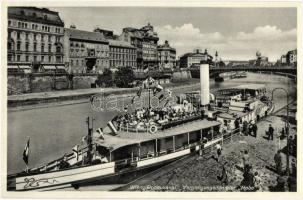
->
[114,67,135,88]
[96,68,113,87]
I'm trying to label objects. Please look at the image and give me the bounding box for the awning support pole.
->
[173,136,175,152]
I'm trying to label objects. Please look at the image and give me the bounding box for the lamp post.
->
[271,87,290,177]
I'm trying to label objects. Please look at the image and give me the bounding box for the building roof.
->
[65,28,108,44]
[123,27,143,39]
[287,49,297,55]
[8,7,64,27]
[158,41,176,52]
[93,119,221,151]
[108,39,135,49]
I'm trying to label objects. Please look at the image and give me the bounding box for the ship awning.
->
[18,65,31,69]
[93,135,142,151]
[43,66,57,70]
[93,119,221,151]
[7,65,19,69]
[56,66,66,70]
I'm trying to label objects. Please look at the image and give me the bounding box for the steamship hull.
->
[8,140,216,191]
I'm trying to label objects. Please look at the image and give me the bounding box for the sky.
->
[50,7,297,61]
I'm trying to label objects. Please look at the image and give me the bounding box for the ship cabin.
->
[93,119,221,170]
[217,84,266,101]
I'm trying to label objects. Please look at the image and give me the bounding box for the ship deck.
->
[93,119,221,150]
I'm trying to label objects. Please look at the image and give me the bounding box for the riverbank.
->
[123,102,297,192]
[7,79,200,110]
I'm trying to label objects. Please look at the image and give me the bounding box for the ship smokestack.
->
[200,62,210,106]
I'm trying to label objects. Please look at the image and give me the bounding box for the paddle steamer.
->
[7,64,272,191]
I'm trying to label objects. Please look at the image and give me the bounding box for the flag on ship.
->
[153,84,163,95]
[103,115,119,135]
[143,76,155,88]
[72,145,79,161]
[158,93,165,102]
[23,137,30,165]
[96,127,105,140]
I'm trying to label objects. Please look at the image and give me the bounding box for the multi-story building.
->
[140,23,159,69]
[7,7,65,70]
[120,23,159,69]
[108,39,137,68]
[281,55,287,65]
[179,49,213,68]
[64,27,109,73]
[157,40,176,69]
[286,49,297,66]
[120,27,143,68]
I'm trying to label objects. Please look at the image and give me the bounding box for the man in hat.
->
[274,150,283,175]
[268,124,274,140]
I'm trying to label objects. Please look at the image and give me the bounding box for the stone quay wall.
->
[172,69,192,82]
[7,73,98,95]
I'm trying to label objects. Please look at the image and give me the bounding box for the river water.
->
[7,72,296,174]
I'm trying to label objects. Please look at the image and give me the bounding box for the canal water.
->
[7,72,296,174]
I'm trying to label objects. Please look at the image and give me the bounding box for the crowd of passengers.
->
[115,105,203,129]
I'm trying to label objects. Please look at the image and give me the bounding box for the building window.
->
[49,56,52,62]
[48,44,51,52]
[8,54,13,61]
[48,35,51,42]
[41,56,44,62]
[32,24,35,29]
[41,44,44,52]
[8,20,12,26]
[25,43,29,51]
[33,34,36,41]
[17,32,21,39]
[34,56,37,62]
[18,22,21,28]
[17,42,21,51]
[8,42,13,50]
[76,60,78,66]
[44,15,48,20]
[71,60,74,66]
[56,46,61,53]
[34,43,37,52]
[26,55,29,62]
[25,33,29,40]
[17,55,21,61]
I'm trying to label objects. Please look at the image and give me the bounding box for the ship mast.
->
[86,117,94,165]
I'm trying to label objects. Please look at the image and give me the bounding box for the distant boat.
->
[230,72,247,79]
